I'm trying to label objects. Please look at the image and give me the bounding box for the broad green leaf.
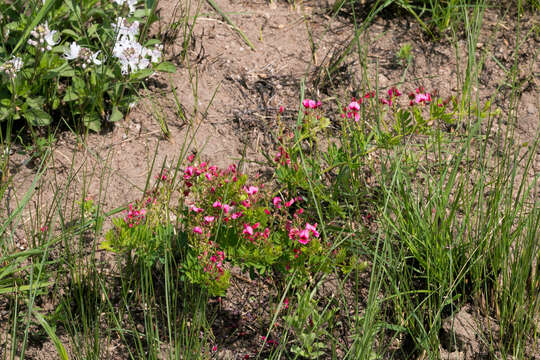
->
[63,87,79,101]
[25,108,52,126]
[129,68,154,80]
[109,107,123,122]
[83,113,101,132]
[61,29,80,39]
[156,62,176,73]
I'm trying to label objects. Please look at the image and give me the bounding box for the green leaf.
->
[25,96,45,109]
[83,113,101,132]
[129,68,154,80]
[156,61,176,73]
[24,108,52,126]
[87,23,99,37]
[109,107,123,122]
[63,87,79,101]
[61,29,80,39]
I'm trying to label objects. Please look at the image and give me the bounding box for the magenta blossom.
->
[189,204,204,213]
[193,226,203,234]
[298,229,310,244]
[302,99,321,109]
[348,101,361,111]
[243,185,259,195]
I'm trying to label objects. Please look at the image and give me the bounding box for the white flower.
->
[90,50,102,65]
[112,17,139,41]
[113,36,149,75]
[64,41,81,60]
[43,29,58,50]
[64,42,102,67]
[149,44,162,63]
[0,57,23,79]
[28,21,59,52]
[126,0,138,14]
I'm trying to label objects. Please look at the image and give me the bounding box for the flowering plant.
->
[0,0,175,135]
[103,154,338,295]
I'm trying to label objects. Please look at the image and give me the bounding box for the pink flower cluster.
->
[380,87,402,107]
[199,249,226,280]
[409,87,432,105]
[288,222,319,245]
[274,146,291,166]
[302,99,322,109]
[242,222,270,243]
[123,203,146,228]
[343,91,376,121]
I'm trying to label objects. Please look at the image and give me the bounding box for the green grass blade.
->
[33,309,69,360]
[205,0,256,51]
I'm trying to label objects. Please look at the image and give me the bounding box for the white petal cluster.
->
[64,42,102,68]
[27,21,59,52]
[112,17,140,41]
[113,0,138,14]
[0,57,23,79]
[112,17,162,75]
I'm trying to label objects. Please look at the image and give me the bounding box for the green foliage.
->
[285,288,336,359]
[0,0,175,134]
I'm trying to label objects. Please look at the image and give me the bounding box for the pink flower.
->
[298,229,310,244]
[279,105,284,113]
[243,185,259,195]
[283,297,289,309]
[414,93,431,104]
[193,226,203,234]
[189,204,204,213]
[205,173,212,181]
[184,166,195,177]
[285,198,295,207]
[348,101,361,111]
[288,227,299,240]
[212,345,218,352]
[222,204,231,214]
[302,99,317,109]
[243,223,254,236]
[204,216,215,223]
[273,197,282,208]
[187,154,195,162]
[213,201,222,208]
[305,223,320,238]
[231,212,243,219]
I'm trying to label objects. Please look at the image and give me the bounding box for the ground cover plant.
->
[0,0,175,180]
[0,0,538,359]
